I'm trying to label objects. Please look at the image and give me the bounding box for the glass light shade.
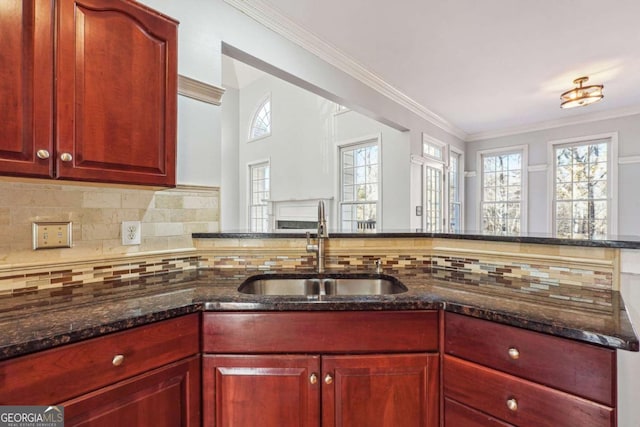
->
[560,76,604,109]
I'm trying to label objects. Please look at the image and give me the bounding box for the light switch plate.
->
[33,222,72,250]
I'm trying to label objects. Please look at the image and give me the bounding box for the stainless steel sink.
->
[237,274,407,296]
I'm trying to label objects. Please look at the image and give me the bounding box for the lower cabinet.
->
[443,312,617,427]
[62,356,201,427]
[202,311,440,427]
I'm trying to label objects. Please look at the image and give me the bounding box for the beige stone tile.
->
[122,192,155,209]
[82,223,120,241]
[151,222,185,237]
[183,195,218,209]
[141,236,170,252]
[168,235,195,249]
[83,191,121,208]
[142,209,171,223]
[154,194,183,209]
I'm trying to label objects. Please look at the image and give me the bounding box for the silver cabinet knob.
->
[309,373,318,385]
[60,152,73,162]
[112,354,125,366]
[324,373,333,385]
[508,347,520,360]
[506,398,518,411]
[36,149,50,159]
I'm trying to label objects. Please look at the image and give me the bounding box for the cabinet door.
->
[0,0,54,177]
[203,354,321,427]
[322,353,438,427]
[62,356,200,427]
[56,0,177,186]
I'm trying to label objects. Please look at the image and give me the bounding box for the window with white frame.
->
[480,149,525,235]
[449,149,463,232]
[249,162,270,232]
[422,134,447,232]
[249,96,271,140]
[552,136,615,239]
[340,141,379,232]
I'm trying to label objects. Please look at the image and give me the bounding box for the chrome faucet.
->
[306,201,329,273]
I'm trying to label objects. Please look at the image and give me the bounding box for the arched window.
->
[249,96,271,140]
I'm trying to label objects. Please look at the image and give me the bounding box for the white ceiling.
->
[255,0,640,138]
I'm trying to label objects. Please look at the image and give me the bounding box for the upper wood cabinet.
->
[0,0,54,178]
[0,0,177,186]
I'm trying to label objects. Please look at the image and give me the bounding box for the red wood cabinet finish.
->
[0,0,177,186]
[202,311,439,353]
[444,355,615,427]
[444,398,514,427]
[202,311,440,427]
[0,0,54,178]
[443,313,617,427]
[444,312,616,405]
[0,314,199,404]
[56,0,177,186]
[322,353,438,427]
[203,355,321,427]
[62,355,200,427]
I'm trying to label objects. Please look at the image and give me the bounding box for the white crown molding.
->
[223,0,467,141]
[467,105,640,142]
[178,74,226,106]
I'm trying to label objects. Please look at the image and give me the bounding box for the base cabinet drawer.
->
[444,355,615,427]
[445,398,514,427]
[0,314,200,404]
[445,312,615,405]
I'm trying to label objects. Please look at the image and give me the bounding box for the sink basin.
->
[238,274,407,296]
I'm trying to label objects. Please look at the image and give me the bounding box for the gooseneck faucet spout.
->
[306,201,329,273]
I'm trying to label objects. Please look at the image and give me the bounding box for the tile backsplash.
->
[0,179,219,268]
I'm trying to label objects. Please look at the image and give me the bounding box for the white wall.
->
[136,0,464,189]
[233,73,411,231]
[237,74,336,228]
[464,113,640,235]
[221,87,240,230]
[333,110,411,231]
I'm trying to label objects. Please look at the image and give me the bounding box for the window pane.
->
[250,98,271,140]
[340,143,378,232]
[553,140,609,238]
[481,151,522,235]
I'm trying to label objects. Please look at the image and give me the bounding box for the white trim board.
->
[619,156,640,165]
[223,0,467,141]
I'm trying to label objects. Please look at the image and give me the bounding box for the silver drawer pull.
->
[506,398,518,411]
[60,152,73,162]
[508,347,520,360]
[112,354,125,366]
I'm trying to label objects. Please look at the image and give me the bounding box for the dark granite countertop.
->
[0,268,637,361]
[193,231,640,249]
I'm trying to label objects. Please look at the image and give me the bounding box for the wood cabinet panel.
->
[56,0,177,186]
[0,0,54,177]
[62,356,200,427]
[0,314,199,404]
[444,355,615,427]
[444,398,514,427]
[445,312,616,405]
[202,311,438,353]
[203,354,321,427]
[322,353,438,427]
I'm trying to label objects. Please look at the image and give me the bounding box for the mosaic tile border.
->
[0,255,201,297]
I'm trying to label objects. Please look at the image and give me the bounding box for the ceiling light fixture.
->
[560,76,604,109]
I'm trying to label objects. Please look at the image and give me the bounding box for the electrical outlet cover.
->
[122,221,141,245]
